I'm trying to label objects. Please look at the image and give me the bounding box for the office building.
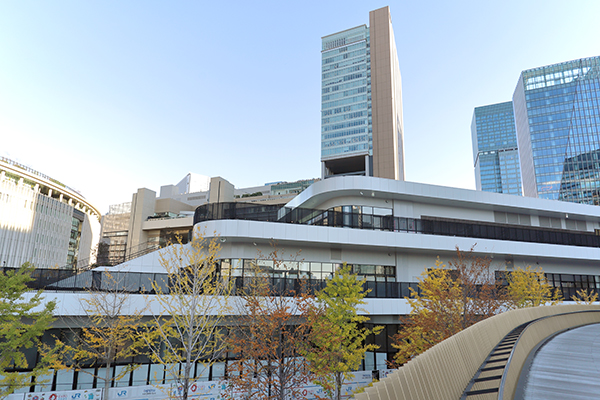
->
[0,157,100,269]
[321,6,404,180]
[513,56,600,204]
[471,101,522,195]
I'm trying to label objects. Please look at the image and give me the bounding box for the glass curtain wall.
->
[514,56,600,203]
[471,101,522,195]
[321,26,371,165]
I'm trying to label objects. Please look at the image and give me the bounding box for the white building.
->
[13,175,600,397]
[0,157,100,270]
[99,176,319,266]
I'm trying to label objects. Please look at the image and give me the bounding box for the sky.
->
[1,1,599,214]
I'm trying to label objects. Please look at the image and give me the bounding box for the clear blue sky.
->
[1,1,599,214]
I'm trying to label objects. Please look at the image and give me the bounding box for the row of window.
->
[322,94,368,110]
[322,117,366,133]
[322,54,366,74]
[322,134,369,149]
[224,259,395,281]
[322,64,366,80]
[530,119,573,133]
[322,126,368,140]
[322,110,369,126]
[322,44,366,65]
[322,78,367,95]
[322,31,366,52]
[321,102,368,118]
[525,70,598,92]
[193,202,600,249]
[322,55,366,74]
[526,102,577,116]
[528,111,572,125]
[322,71,367,87]
[525,84,578,101]
[531,137,569,149]
[322,85,367,102]
[321,143,369,157]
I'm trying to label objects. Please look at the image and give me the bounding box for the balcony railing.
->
[2,266,595,301]
[194,203,600,249]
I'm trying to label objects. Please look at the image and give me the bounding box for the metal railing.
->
[2,265,595,302]
[194,202,600,249]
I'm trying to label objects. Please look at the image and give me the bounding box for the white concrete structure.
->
[99,176,318,266]
[203,176,600,280]
[10,176,600,395]
[0,157,100,269]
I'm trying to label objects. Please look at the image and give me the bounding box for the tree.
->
[447,247,505,327]
[392,247,504,366]
[0,263,56,397]
[572,288,599,304]
[391,266,461,366]
[225,248,312,400]
[506,266,561,308]
[140,232,232,400]
[303,263,382,400]
[55,270,145,400]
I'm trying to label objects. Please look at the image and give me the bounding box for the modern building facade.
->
[321,6,404,180]
[0,157,101,269]
[9,175,600,398]
[513,56,600,204]
[471,101,522,195]
[98,175,319,266]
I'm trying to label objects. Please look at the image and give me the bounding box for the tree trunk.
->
[335,372,342,400]
[278,361,285,400]
[182,367,190,400]
[267,358,272,399]
[277,323,285,400]
[183,332,192,400]
[103,348,113,400]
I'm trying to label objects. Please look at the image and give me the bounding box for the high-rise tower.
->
[471,102,522,195]
[513,56,600,204]
[321,6,404,180]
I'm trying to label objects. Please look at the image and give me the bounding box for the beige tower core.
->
[369,6,404,180]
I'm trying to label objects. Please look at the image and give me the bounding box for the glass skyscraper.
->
[471,102,522,195]
[513,56,600,204]
[321,25,370,168]
[321,7,404,180]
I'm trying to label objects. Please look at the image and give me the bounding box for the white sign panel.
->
[108,381,226,400]
[24,389,102,400]
[23,372,376,400]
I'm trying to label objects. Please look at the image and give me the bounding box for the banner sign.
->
[24,371,378,400]
[25,389,102,400]
[108,381,226,400]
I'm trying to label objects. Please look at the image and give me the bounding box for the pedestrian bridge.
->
[354,304,600,400]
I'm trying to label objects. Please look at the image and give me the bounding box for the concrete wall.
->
[370,6,404,181]
[209,177,234,203]
[154,198,195,214]
[127,188,156,254]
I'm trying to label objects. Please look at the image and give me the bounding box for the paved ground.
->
[521,323,600,399]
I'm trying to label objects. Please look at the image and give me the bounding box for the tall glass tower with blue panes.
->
[513,56,600,204]
[472,102,523,195]
[321,7,404,181]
